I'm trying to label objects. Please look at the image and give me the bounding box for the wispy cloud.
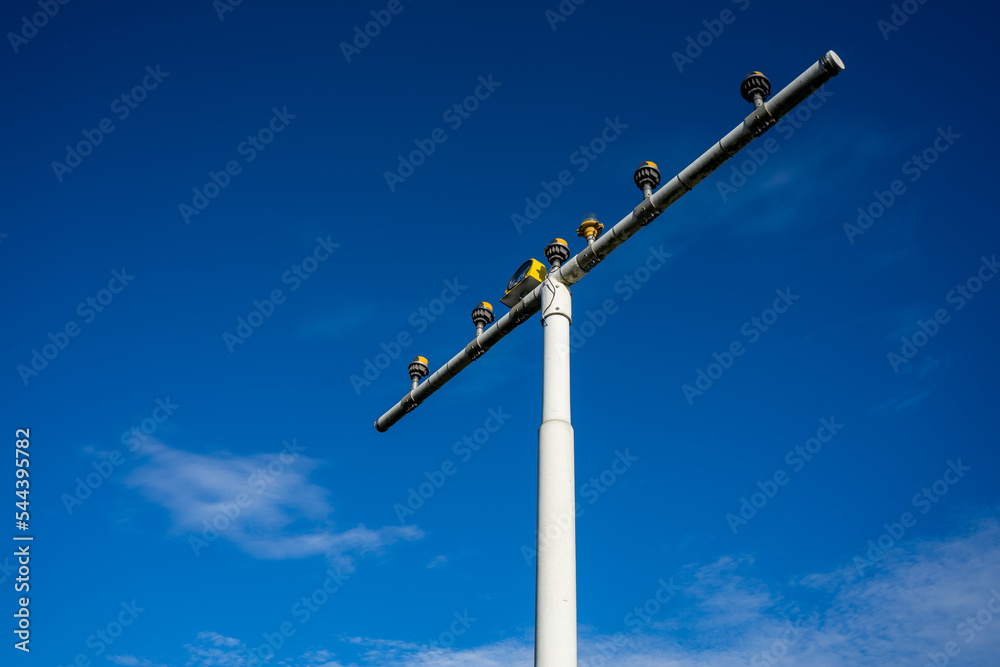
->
[296,648,350,667]
[126,514,1000,667]
[874,353,950,413]
[106,656,169,667]
[883,305,936,344]
[124,438,422,568]
[695,118,869,238]
[183,631,256,667]
[324,515,1000,666]
[873,384,936,413]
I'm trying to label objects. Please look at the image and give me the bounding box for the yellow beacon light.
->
[471,302,495,335]
[544,238,570,268]
[634,162,661,195]
[501,259,547,308]
[578,214,603,243]
[740,71,771,107]
[408,356,429,390]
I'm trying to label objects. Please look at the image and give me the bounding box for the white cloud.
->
[198,631,242,648]
[125,515,1000,667]
[183,632,257,667]
[290,648,349,667]
[124,438,421,568]
[322,516,1000,666]
[106,656,169,667]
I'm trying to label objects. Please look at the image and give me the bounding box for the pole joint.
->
[634,197,660,227]
[744,103,777,137]
[465,338,486,360]
[540,278,572,325]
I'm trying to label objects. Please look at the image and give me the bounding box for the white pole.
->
[535,277,576,667]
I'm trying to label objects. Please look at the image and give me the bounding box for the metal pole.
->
[373,50,845,434]
[371,44,846,667]
[535,276,576,667]
[370,45,847,667]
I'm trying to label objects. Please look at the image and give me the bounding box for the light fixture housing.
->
[634,161,660,195]
[578,214,603,243]
[501,259,547,308]
[544,238,570,268]
[740,71,771,107]
[472,301,495,335]
[408,356,429,388]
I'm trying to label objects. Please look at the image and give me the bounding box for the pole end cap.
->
[821,50,845,74]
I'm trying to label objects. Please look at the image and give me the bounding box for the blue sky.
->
[3,0,999,665]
